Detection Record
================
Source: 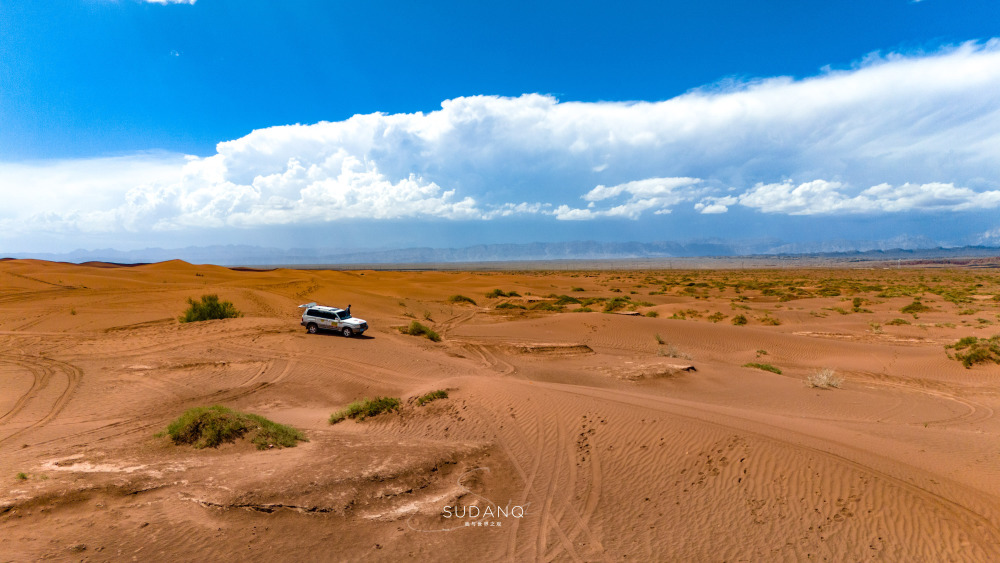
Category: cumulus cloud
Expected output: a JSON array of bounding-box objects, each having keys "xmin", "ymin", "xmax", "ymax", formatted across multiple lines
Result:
[
  {"xmin": 3, "ymin": 40, "xmax": 1000, "ymax": 240},
  {"xmin": 726, "ymin": 180, "xmax": 1000, "ymax": 215},
  {"xmin": 555, "ymin": 177, "xmax": 704, "ymax": 220}
]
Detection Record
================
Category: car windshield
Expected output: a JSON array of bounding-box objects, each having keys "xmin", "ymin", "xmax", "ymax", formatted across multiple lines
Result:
[{"xmin": 337, "ymin": 311, "xmax": 351, "ymax": 320}]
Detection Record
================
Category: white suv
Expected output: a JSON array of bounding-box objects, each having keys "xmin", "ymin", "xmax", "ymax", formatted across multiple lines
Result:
[{"xmin": 299, "ymin": 303, "xmax": 369, "ymax": 337}]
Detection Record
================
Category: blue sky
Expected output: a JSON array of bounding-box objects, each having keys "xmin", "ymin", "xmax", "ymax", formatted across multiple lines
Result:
[{"xmin": 2, "ymin": 0, "xmax": 1000, "ymax": 254}]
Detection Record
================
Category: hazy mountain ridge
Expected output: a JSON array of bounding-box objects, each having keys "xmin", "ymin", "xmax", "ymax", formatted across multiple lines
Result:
[{"xmin": 6, "ymin": 237, "xmax": 1000, "ymax": 266}]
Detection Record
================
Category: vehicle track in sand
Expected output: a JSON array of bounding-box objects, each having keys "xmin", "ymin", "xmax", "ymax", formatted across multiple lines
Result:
[{"xmin": 0, "ymin": 355, "xmax": 82, "ymax": 447}]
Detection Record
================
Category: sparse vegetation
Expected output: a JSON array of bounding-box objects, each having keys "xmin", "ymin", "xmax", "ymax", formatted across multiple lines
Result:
[
  {"xmin": 164, "ymin": 405, "xmax": 306, "ymax": 450},
  {"xmin": 645, "ymin": 311, "xmax": 659, "ymax": 318},
  {"xmin": 495, "ymin": 302, "xmax": 525, "ymax": 310},
  {"xmin": 16, "ymin": 472, "xmax": 28, "ymax": 480},
  {"xmin": 806, "ymin": 368, "xmax": 843, "ymax": 389},
  {"xmin": 945, "ymin": 335, "xmax": 1000, "ymax": 368},
  {"xmin": 603, "ymin": 297, "xmax": 632, "ymax": 312},
  {"xmin": 655, "ymin": 333, "xmax": 666, "ymax": 345},
  {"xmin": 707, "ymin": 312, "xmax": 727, "ymax": 323},
  {"xmin": 742, "ymin": 362, "xmax": 782, "ymax": 374},
  {"xmin": 416, "ymin": 390, "xmax": 448, "ymax": 406},
  {"xmin": 886, "ymin": 318, "xmax": 911, "ymax": 326},
  {"xmin": 901, "ymin": 299, "xmax": 931, "ymax": 315},
  {"xmin": 760, "ymin": 315, "xmax": 782, "ymax": 326},
  {"xmin": 485, "ymin": 289, "xmax": 520, "ymax": 298},
  {"xmin": 448, "ymin": 294, "xmax": 477, "ymax": 305},
  {"xmin": 732, "ymin": 314, "xmax": 748, "ymax": 326},
  {"xmin": 658, "ymin": 344, "xmax": 692, "ymax": 360},
  {"xmin": 400, "ymin": 321, "xmax": 441, "ymax": 342},
  {"xmin": 70, "ymin": 308, "xmax": 76, "ymax": 315},
  {"xmin": 179, "ymin": 294, "xmax": 241, "ymax": 323},
  {"xmin": 329, "ymin": 397, "xmax": 401, "ymax": 424}
]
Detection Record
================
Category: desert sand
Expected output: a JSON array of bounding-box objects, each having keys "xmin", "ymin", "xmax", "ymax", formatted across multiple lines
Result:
[{"xmin": 2, "ymin": 258, "xmax": 999, "ymax": 561}]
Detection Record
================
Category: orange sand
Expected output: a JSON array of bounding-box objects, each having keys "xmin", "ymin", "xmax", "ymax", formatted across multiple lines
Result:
[{"xmin": 2, "ymin": 259, "xmax": 999, "ymax": 561}]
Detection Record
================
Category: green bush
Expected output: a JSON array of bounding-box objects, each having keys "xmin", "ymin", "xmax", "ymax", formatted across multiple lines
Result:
[
  {"xmin": 416, "ymin": 390, "xmax": 448, "ymax": 406},
  {"xmin": 603, "ymin": 297, "xmax": 632, "ymax": 312},
  {"xmin": 530, "ymin": 301, "xmax": 564, "ymax": 311},
  {"xmin": 486, "ymin": 289, "xmax": 520, "ymax": 298},
  {"xmin": 165, "ymin": 405, "xmax": 306, "ymax": 450},
  {"xmin": 400, "ymin": 321, "xmax": 441, "ymax": 342},
  {"xmin": 946, "ymin": 335, "xmax": 1000, "ymax": 368},
  {"xmin": 901, "ymin": 299, "xmax": 931, "ymax": 315},
  {"xmin": 179, "ymin": 294, "xmax": 241, "ymax": 323},
  {"xmin": 329, "ymin": 397, "xmax": 401, "ymax": 424},
  {"xmin": 448, "ymin": 295, "xmax": 477, "ymax": 305},
  {"xmin": 707, "ymin": 312, "xmax": 727, "ymax": 323},
  {"xmin": 886, "ymin": 318, "xmax": 911, "ymax": 326},
  {"xmin": 742, "ymin": 362, "xmax": 782, "ymax": 374},
  {"xmin": 495, "ymin": 302, "xmax": 525, "ymax": 310},
  {"xmin": 644, "ymin": 311, "xmax": 659, "ymax": 318},
  {"xmin": 732, "ymin": 314, "xmax": 748, "ymax": 326},
  {"xmin": 550, "ymin": 294, "xmax": 581, "ymax": 306}
]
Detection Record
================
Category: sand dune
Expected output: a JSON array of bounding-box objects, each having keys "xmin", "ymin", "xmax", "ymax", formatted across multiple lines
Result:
[{"xmin": 2, "ymin": 259, "xmax": 999, "ymax": 561}]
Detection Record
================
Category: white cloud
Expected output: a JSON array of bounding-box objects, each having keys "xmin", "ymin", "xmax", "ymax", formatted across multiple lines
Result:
[
  {"xmin": 143, "ymin": 0, "xmax": 196, "ymax": 5},
  {"xmin": 734, "ymin": 180, "xmax": 1000, "ymax": 215},
  {"xmin": 555, "ymin": 177, "xmax": 704, "ymax": 220},
  {"xmin": 3, "ymin": 40, "xmax": 1000, "ymax": 241}
]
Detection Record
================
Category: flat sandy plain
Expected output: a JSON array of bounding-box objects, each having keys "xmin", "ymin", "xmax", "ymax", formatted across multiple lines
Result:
[{"xmin": 2, "ymin": 258, "xmax": 1000, "ymax": 561}]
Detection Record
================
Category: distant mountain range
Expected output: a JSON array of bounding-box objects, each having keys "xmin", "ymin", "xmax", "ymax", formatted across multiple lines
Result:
[{"xmin": 6, "ymin": 236, "xmax": 1000, "ymax": 266}]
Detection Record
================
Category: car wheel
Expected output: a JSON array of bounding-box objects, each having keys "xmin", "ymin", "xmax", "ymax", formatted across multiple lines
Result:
[
  {"xmin": 342, "ymin": 327, "xmax": 353, "ymax": 337},
  {"xmin": 307, "ymin": 323, "xmax": 318, "ymax": 334}
]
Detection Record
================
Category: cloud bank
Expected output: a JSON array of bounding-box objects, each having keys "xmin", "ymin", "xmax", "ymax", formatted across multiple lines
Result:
[{"xmin": 2, "ymin": 40, "xmax": 999, "ymax": 243}]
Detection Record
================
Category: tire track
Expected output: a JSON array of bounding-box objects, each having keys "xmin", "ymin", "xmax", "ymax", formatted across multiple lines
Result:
[{"xmin": 0, "ymin": 356, "xmax": 82, "ymax": 447}]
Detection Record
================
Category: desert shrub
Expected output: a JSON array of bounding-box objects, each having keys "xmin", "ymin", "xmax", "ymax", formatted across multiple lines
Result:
[
  {"xmin": 401, "ymin": 321, "xmax": 438, "ymax": 339},
  {"xmin": 448, "ymin": 294, "xmax": 477, "ymax": 305},
  {"xmin": 707, "ymin": 312, "xmax": 726, "ymax": 323},
  {"xmin": 731, "ymin": 314, "xmax": 748, "ymax": 326},
  {"xmin": 329, "ymin": 397, "xmax": 401, "ymax": 424},
  {"xmin": 530, "ymin": 301, "xmax": 564, "ymax": 312},
  {"xmin": 945, "ymin": 335, "xmax": 1000, "ymax": 368},
  {"xmin": 851, "ymin": 297, "xmax": 872, "ymax": 313},
  {"xmin": 901, "ymin": 299, "xmax": 931, "ymax": 315},
  {"xmin": 416, "ymin": 390, "xmax": 448, "ymax": 406},
  {"xmin": 571, "ymin": 287, "xmax": 585, "ymax": 292},
  {"xmin": 645, "ymin": 311, "xmax": 659, "ymax": 318},
  {"xmin": 760, "ymin": 316, "xmax": 782, "ymax": 326},
  {"xmin": 658, "ymin": 344, "xmax": 692, "ymax": 360},
  {"xmin": 817, "ymin": 287, "xmax": 841, "ymax": 297},
  {"xmin": 958, "ymin": 309, "xmax": 977, "ymax": 316},
  {"xmin": 806, "ymin": 368, "xmax": 843, "ymax": 389},
  {"xmin": 886, "ymin": 318, "xmax": 911, "ymax": 326},
  {"xmin": 550, "ymin": 294, "xmax": 582, "ymax": 305},
  {"xmin": 742, "ymin": 362, "xmax": 782, "ymax": 374},
  {"xmin": 179, "ymin": 294, "xmax": 241, "ymax": 323},
  {"xmin": 70, "ymin": 308, "xmax": 77, "ymax": 315},
  {"xmin": 654, "ymin": 333, "xmax": 666, "ymax": 345},
  {"xmin": 495, "ymin": 302, "xmax": 525, "ymax": 310},
  {"xmin": 603, "ymin": 297, "xmax": 632, "ymax": 312},
  {"xmin": 165, "ymin": 405, "xmax": 306, "ymax": 450},
  {"xmin": 485, "ymin": 289, "xmax": 520, "ymax": 298},
  {"xmin": 571, "ymin": 307, "xmax": 594, "ymax": 313},
  {"xmin": 16, "ymin": 472, "xmax": 27, "ymax": 480},
  {"xmin": 400, "ymin": 321, "xmax": 441, "ymax": 341}
]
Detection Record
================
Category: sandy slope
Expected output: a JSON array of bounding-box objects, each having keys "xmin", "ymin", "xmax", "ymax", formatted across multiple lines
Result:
[{"xmin": 1, "ymin": 259, "xmax": 1000, "ymax": 561}]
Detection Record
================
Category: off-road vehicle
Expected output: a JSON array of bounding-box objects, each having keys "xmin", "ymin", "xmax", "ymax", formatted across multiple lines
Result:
[{"xmin": 299, "ymin": 303, "xmax": 369, "ymax": 337}]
